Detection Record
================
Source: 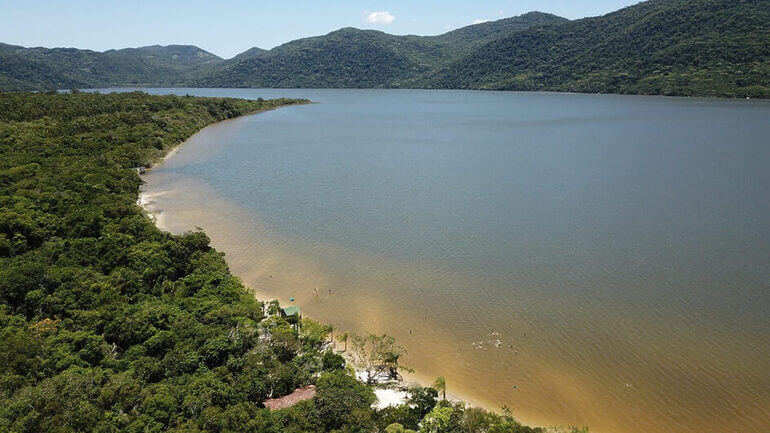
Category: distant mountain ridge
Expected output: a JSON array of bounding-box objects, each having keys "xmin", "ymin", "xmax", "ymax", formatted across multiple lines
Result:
[
  {"xmin": 105, "ymin": 45, "xmax": 222, "ymax": 69},
  {"xmin": 0, "ymin": 43, "xmax": 222, "ymax": 90},
  {"xmin": 189, "ymin": 11, "xmax": 567, "ymax": 88},
  {"xmin": 430, "ymin": 0, "xmax": 770, "ymax": 97},
  {"xmin": 0, "ymin": 0, "xmax": 767, "ymax": 97}
]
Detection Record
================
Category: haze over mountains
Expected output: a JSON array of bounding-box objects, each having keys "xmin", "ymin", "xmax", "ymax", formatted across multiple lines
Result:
[{"xmin": 1, "ymin": 0, "xmax": 767, "ymax": 97}]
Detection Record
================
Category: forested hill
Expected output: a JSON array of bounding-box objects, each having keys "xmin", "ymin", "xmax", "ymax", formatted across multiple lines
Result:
[
  {"xmin": 194, "ymin": 11, "xmax": 567, "ymax": 88},
  {"xmin": 0, "ymin": 0, "xmax": 768, "ymax": 97},
  {"xmin": 0, "ymin": 91, "xmax": 554, "ymax": 433},
  {"xmin": 424, "ymin": 12, "xmax": 568, "ymax": 49},
  {"xmin": 429, "ymin": 0, "xmax": 770, "ymax": 97},
  {"xmin": 0, "ymin": 44, "xmax": 222, "ymax": 91},
  {"xmin": 0, "ymin": 12, "xmax": 568, "ymax": 91}
]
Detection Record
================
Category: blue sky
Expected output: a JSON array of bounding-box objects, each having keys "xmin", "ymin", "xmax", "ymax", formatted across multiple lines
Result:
[{"xmin": 0, "ymin": 1, "xmax": 640, "ymax": 58}]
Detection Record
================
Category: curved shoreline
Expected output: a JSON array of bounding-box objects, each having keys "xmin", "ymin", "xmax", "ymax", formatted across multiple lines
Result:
[
  {"xmin": 136, "ymin": 106, "xmax": 497, "ymax": 417},
  {"xmin": 137, "ymin": 181, "xmax": 507, "ymax": 420},
  {"xmin": 136, "ymin": 100, "xmax": 313, "ymax": 227},
  {"xmin": 134, "ymin": 90, "xmax": 770, "ymax": 433}
]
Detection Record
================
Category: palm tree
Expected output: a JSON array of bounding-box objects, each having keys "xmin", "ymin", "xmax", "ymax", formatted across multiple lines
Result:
[
  {"xmin": 434, "ymin": 376, "xmax": 446, "ymax": 400},
  {"xmin": 337, "ymin": 331, "xmax": 349, "ymax": 352},
  {"xmin": 327, "ymin": 324, "xmax": 335, "ymax": 348}
]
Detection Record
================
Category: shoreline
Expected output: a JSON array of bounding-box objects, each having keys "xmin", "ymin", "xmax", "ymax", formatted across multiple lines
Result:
[
  {"xmin": 138, "ymin": 185, "xmax": 491, "ymax": 414},
  {"xmin": 88, "ymin": 86, "xmax": 770, "ymax": 101},
  {"xmin": 135, "ymin": 106, "xmax": 501, "ymax": 420},
  {"xmin": 136, "ymin": 195, "xmax": 495, "ymax": 418},
  {"xmin": 136, "ymin": 99, "xmax": 313, "ymax": 227}
]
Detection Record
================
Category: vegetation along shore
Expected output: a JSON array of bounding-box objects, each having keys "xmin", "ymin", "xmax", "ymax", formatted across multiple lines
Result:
[{"xmin": 0, "ymin": 90, "xmax": 588, "ymax": 432}]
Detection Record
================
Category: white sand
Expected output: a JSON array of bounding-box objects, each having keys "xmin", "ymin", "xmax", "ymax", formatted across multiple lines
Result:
[
  {"xmin": 137, "ymin": 189, "xmax": 169, "ymax": 231},
  {"xmin": 373, "ymin": 388, "xmax": 409, "ymax": 409}
]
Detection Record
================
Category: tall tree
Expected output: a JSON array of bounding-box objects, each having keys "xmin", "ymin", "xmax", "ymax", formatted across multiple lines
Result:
[
  {"xmin": 434, "ymin": 376, "xmax": 447, "ymax": 400},
  {"xmin": 337, "ymin": 331, "xmax": 349, "ymax": 352},
  {"xmin": 350, "ymin": 333, "xmax": 411, "ymax": 384}
]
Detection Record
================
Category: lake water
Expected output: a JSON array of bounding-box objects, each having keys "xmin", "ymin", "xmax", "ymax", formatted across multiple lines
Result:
[{"xmin": 117, "ymin": 88, "xmax": 769, "ymax": 433}]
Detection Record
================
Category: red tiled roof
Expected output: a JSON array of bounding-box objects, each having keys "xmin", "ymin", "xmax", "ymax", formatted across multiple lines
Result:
[{"xmin": 263, "ymin": 385, "xmax": 316, "ymax": 410}]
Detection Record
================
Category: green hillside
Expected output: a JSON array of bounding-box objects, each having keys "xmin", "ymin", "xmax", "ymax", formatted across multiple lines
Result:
[
  {"xmin": 192, "ymin": 12, "xmax": 565, "ymax": 88},
  {"xmin": 106, "ymin": 45, "xmax": 222, "ymax": 70},
  {"xmin": 0, "ymin": 44, "xmax": 222, "ymax": 91},
  {"xmin": 194, "ymin": 28, "xmax": 447, "ymax": 88},
  {"xmin": 425, "ymin": 12, "xmax": 568, "ymax": 51},
  {"xmin": 231, "ymin": 46, "xmax": 268, "ymax": 61},
  {"xmin": 431, "ymin": 0, "xmax": 770, "ymax": 97}
]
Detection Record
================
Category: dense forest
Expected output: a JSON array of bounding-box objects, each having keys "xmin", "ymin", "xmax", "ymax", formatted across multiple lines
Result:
[
  {"xmin": 192, "ymin": 12, "xmax": 567, "ymax": 89},
  {"xmin": 0, "ymin": 91, "xmax": 564, "ymax": 433},
  {"xmin": 1, "ymin": 0, "xmax": 767, "ymax": 97},
  {"xmin": 430, "ymin": 0, "xmax": 770, "ymax": 97},
  {"xmin": 0, "ymin": 44, "xmax": 221, "ymax": 91}
]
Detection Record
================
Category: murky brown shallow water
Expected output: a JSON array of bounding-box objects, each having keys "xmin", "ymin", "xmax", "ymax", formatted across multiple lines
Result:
[{"xmin": 131, "ymin": 88, "xmax": 770, "ymax": 433}]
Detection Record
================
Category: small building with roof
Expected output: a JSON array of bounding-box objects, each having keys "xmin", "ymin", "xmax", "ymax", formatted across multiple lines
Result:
[
  {"xmin": 281, "ymin": 305, "xmax": 301, "ymax": 325},
  {"xmin": 281, "ymin": 305, "xmax": 301, "ymax": 318}
]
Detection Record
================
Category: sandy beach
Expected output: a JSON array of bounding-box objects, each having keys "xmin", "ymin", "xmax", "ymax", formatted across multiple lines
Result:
[{"xmin": 137, "ymin": 180, "xmax": 482, "ymax": 410}]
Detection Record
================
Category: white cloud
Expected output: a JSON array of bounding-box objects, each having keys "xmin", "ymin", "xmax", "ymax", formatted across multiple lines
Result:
[
  {"xmin": 366, "ymin": 11, "xmax": 395, "ymax": 24},
  {"xmin": 472, "ymin": 19, "xmax": 490, "ymax": 25}
]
